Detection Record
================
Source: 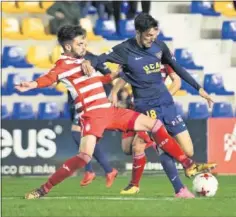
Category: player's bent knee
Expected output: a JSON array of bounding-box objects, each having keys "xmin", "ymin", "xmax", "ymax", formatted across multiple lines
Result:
[{"xmin": 134, "ymin": 114, "xmax": 156, "ymax": 131}]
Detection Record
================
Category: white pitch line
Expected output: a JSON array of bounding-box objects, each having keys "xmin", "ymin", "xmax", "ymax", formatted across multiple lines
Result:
[{"xmin": 2, "ymin": 196, "xmax": 212, "ymax": 201}]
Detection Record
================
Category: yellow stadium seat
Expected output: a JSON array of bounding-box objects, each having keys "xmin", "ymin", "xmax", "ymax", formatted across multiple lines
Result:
[
  {"xmin": 2, "ymin": 18, "xmax": 27, "ymax": 39},
  {"xmin": 55, "ymin": 82, "xmax": 67, "ymax": 93},
  {"xmin": 80, "ymin": 18, "xmax": 103, "ymax": 41},
  {"xmin": 2, "ymin": 1, "xmax": 20, "ymax": 13},
  {"xmin": 41, "ymin": 1, "xmax": 55, "ymax": 11},
  {"xmin": 22, "ymin": 18, "xmax": 56, "ymax": 40},
  {"xmin": 26, "ymin": 46, "xmax": 53, "ymax": 68},
  {"xmin": 214, "ymin": 1, "xmax": 236, "ymax": 17},
  {"xmin": 51, "ymin": 45, "xmax": 63, "ymax": 64},
  {"xmin": 106, "ymin": 62, "xmax": 119, "ymax": 72},
  {"xmin": 18, "ymin": 1, "xmax": 44, "ymax": 13},
  {"xmin": 174, "ymin": 90, "xmax": 188, "ymax": 96}
]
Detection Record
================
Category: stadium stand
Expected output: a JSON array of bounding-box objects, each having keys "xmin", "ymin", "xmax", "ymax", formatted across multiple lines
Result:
[
  {"xmin": 12, "ymin": 102, "xmax": 35, "ymax": 120},
  {"xmin": 2, "ymin": 1, "xmax": 236, "ymax": 120}
]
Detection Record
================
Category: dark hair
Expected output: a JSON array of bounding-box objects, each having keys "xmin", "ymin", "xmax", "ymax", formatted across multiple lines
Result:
[
  {"xmin": 57, "ymin": 25, "xmax": 86, "ymax": 47},
  {"xmin": 134, "ymin": 13, "xmax": 158, "ymax": 33}
]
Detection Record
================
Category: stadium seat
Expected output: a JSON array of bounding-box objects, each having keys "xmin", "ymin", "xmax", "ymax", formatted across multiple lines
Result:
[
  {"xmin": 188, "ymin": 102, "xmax": 209, "ymax": 119},
  {"xmin": 18, "ymin": 1, "xmax": 44, "ymax": 13},
  {"xmin": 1, "ymin": 104, "xmax": 11, "ymax": 120},
  {"xmin": 33, "ymin": 74, "xmax": 63, "ymax": 95},
  {"xmin": 191, "ymin": 1, "xmax": 220, "ymax": 16},
  {"xmin": 212, "ymin": 102, "xmax": 234, "ymax": 117},
  {"xmin": 12, "ymin": 102, "xmax": 35, "ymax": 119},
  {"xmin": 214, "ymin": 1, "xmax": 236, "ymax": 17},
  {"xmin": 2, "ymin": 1, "xmax": 20, "ymax": 13},
  {"xmin": 174, "ymin": 49, "xmax": 204, "ymax": 70},
  {"xmin": 38, "ymin": 102, "xmax": 60, "ymax": 119},
  {"xmin": 222, "ymin": 21, "xmax": 236, "ymax": 41},
  {"xmin": 41, "ymin": 1, "xmax": 54, "ymax": 11},
  {"xmin": 204, "ymin": 74, "xmax": 234, "ymax": 95},
  {"xmin": 119, "ymin": 20, "xmax": 135, "ymax": 38},
  {"xmin": 157, "ymin": 31, "xmax": 173, "ymax": 41},
  {"xmin": 51, "ymin": 45, "xmax": 63, "ymax": 64},
  {"xmin": 2, "ymin": 46, "xmax": 33, "ymax": 68},
  {"xmin": 80, "ymin": 18, "xmax": 103, "ymax": 41},
  {"xmin": 26, "ymin": 46, "xmax": 53, "ymax": 68},
  {"xmin": 94, "ymin": 19, "xmax": 126, "ymax": 40},
  {"xmin": 62, "ymin": 103, "xmax": 71, "ymax": 119},
  {"xmin": 22, "ymin": 18, "xmax": 55, "ymax": 40},
  {"xmin": 2, "ymin": 18, "xmax": 27, "ymax": 39}
]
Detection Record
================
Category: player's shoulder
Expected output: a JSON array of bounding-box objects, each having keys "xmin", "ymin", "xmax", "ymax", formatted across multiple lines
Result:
[{"xmin": 154, "ymin": 39, "xmax": 168, "ymax": 49}]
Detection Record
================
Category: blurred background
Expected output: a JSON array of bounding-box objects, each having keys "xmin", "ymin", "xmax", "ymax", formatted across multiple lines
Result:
[{"xmin": 1, "ymin": 0, "xmax": 236, "ymax": 176}]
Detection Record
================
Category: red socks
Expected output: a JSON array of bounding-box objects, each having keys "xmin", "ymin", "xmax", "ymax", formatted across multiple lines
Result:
[
  {"xmin": 130, "ymin": 153, "xmax": 146, "ymax": 187},
  {"xmin": 151, "ymin": 120, "xmax": 193, "ymax": 168},
  {"xmin": 43, "ymin": 153, "xmax": 91, "ymax": 193}
]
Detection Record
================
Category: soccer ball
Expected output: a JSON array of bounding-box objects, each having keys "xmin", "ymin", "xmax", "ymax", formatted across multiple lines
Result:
[{"xmin": 192, "ymin": 173, "xmax": 218, "ymax": 197}]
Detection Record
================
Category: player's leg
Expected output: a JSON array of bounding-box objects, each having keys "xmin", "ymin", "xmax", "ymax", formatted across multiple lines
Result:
[
  {"xmin": 71, "ymin": 124, "xmax": 114, "ymax": 187},
  {"xmin": 175, "ymin": 130, "xmax": 194, "ymax": 157},
  {"xmin": 121, "ymin": 131, "xmax": 135, "ymax": 155},
  {"xmin": 25, "ymin": 135, "xmax": 96, "ymax": 199},
  {"xmin": 133, "ymin": 114, "xmax": 216, "ymax": 177}
]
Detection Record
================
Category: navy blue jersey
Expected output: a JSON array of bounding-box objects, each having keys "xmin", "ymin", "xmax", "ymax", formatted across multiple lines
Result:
[
  {"xmin": 68, "ymin": 51, "xmax": 111, "ymax": 124},
  {"xmin": 94, "ymin": 38, "xmax": 201, "ymax": 108}
]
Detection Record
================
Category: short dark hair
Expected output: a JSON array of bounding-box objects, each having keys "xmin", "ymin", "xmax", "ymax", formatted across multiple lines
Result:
[
  {"xmin": 57, "ymin": 25, "xmax": 86, "ymax": 47},
  {"xmin": 134, "ymin": 13, "xmax": 158, "ymax": 33}
]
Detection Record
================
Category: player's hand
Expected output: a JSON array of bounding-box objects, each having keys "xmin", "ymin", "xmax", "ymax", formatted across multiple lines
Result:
[
  {"xmin": 81, "ymin": 60, "xmax": 94, "ymax": 77},
  {"xmin": 199, "ymin": 88, "xmax": 214, "ymax": 108},
  {"xmin": 109, "ymin": 92, "xmax": 118, "ymax": 107},
  {"xmin": 15, "ymin": 81, "xmax": 38, "ymax": 92}
]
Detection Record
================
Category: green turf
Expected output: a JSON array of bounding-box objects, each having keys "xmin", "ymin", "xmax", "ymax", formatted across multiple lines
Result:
[{"xmin": 2, "ymin": 175, "xmax": 236, "ymax": 217}]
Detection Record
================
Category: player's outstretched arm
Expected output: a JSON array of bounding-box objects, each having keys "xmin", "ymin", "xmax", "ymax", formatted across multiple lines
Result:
[
  {"xmin": 199, "ymin": 88, "xmax": 214, "ymax": 108},
  {"xmin": 15, "ymin": 81, "xmax": 38, "ymax": 92}
]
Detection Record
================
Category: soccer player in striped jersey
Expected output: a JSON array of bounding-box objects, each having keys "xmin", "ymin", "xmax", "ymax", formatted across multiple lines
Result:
[{"xmin": 16, "ymin": 25, "xmax": 215, "ymax": 199}]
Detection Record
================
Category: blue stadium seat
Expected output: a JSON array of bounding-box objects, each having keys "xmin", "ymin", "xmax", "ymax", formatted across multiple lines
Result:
[
  {"xmin": 222, "ymin": 21, "xmax": 236, "ymax": 41},
  {"xmin": 121, "ymin": 1, "xmax": 129, "ymax": 14},
  {"xmin": 157, "ymin": 31, "xmax": 173, "ymax": 41},
  {"xmin": 1, "ymin": 104, "xmax": 11, "ymax": 119},
  {"xmin": 38, "ymin": 102, "xmax": 60, "ymax": 119},
  {"xmin": 6, "ymin": 73, "xmax": 37, "ymax": 95},
  {"xmin": 204, "ymin": 74, "xmax": 234, "ymax": 95},
  {"xmin": 1, "ymin": 84, "xmax": 11, "ymax": 96},
  {"xmin": 2, "ymin": 46, "xmax": 33, "ymax": 68},
  {"xmin": 190, "ymin": 1, "xmax": 220, "ymax": 16},
  {"xmin": 188, "ymin": 102, "xmax": 209, "ymax": 119},
  {"xmin": 174, "ymin": 49, "xmax": 204, "ymax": 70},
  {"xmin": 181, "ymin": 71, "xmax": 200, "ymax": 95},
  {"xmin": 94, "ymin": 19, "xmax": 126, "ymax": 40},
  {"xmin": 62, "ymin": 103, "xmax": 71, "ymax": 119},
  {"xmin": 33, "ymin": 73, "xmax": 63, "ymax": 95},
  {"xmin": 212, "ymin": 102, "xmax": 234, "ymax": 117},
  {"xmin": 119, "ymin": 20, "xmax": 135, "ymax": 38},
  {"xmin": 12, "ymin": 102, "xmax": 35, "ymax": 119}
]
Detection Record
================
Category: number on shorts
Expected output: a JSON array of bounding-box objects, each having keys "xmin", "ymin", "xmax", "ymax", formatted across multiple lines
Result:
[{"xmin": 146, "ymin": 110, "xmax": 157, "ymax": 119}]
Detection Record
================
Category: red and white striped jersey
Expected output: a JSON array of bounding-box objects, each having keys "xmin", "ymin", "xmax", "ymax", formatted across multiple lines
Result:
[{"xmin": 36, "ymin": 55, "xmax": 112, "ymax": 116}]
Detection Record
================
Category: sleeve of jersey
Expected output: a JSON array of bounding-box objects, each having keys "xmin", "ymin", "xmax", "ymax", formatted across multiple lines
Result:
[
  {"xmin": 36, "ymin": 68, "xmax": 59, "ymax": 88},
  {"xmin": 100, "ymin": 74, "xmax": 112, "ymax": 84},
  {"xmin": 96, "ymin": 62, "xmax": 111, "ymax": 75},
  {"xmin": 93, "ymin": 44, "xmax": 126, "ymax": 67},
  {"xmin": 161, "ymin": 42, "xmax": 201, "ymax": 91}
]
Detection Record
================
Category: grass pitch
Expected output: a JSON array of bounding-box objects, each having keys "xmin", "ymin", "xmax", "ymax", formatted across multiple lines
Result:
[{"xmin": 2, "ymin": 175, "xmax": 236, "ymax": 217}]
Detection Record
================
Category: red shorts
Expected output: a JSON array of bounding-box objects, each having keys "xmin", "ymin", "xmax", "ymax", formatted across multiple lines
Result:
[{"xmin": 80, "ymin": 106, "xmax": 140, "ymax": 138}]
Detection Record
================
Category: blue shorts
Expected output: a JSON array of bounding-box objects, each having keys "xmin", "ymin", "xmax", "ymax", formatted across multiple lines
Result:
[{"xmin": 136, "ymin": 103, "xmax": 187, "ymax": 137}]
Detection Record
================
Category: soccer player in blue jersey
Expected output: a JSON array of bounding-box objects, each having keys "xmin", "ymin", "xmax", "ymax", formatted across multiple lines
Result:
[
  {"xmin": 82, "ymin": 13, "xmax": 216, "ymax": 198},
  {"xmin": 68, "ymin": 51, "xmax": 118, "ymax": 187}
]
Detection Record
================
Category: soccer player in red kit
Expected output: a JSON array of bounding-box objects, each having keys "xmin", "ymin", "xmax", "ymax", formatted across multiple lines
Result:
[{"xmin": 15, "ymin": 25, "xmax": 215, "ymax": 199}]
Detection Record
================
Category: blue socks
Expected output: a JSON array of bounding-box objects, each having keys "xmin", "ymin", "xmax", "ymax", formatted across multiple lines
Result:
[
  {"xmin": 159, "ymin": 152, "xmax": 184, "ymax": 194},
  {"xmin": 71, "ymin": 131, "xmax": 112, "ymax": 174}
]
